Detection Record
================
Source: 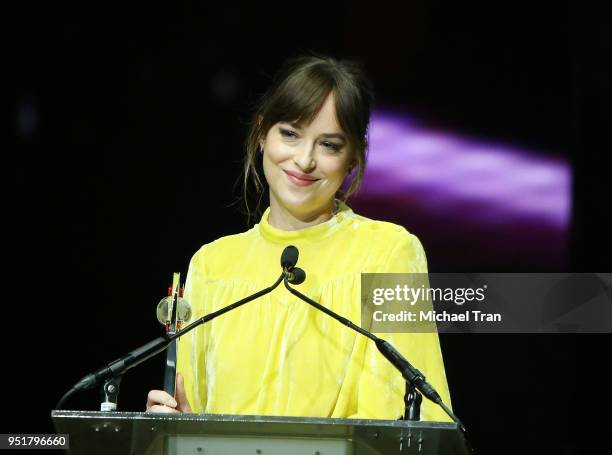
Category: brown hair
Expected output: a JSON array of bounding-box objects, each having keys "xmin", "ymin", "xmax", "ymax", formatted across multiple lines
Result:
[{"xmin": 242, "ymin": 54, "xmax": 374, "ymax": 226}]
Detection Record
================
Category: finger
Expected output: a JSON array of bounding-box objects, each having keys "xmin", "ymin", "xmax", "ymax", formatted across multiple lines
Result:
[
  {"xmin": 146, "ymin": 390, "xmax": 177, "ymax": 410},
  {"xmin": 146, "ymin": 390, "xmax": 177, "ymax": 408},
  {"xmin": 175, "ymin": 373, "xmax": 192, "ymax": 413},
  {"xmin": 147, "ymin": 404, "xmax": 180, "ymax": 414}
]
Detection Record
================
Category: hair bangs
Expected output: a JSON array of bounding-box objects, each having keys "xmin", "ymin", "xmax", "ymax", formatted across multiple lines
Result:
[{"xmin": 268, "ymin": 71, "xmax": 334, "ymax": 128}]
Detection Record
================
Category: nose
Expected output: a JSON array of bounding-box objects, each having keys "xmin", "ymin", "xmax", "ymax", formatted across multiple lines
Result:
[{"xmin": 293, "ymin": 143, "xmax": 316, "ymax": 172}]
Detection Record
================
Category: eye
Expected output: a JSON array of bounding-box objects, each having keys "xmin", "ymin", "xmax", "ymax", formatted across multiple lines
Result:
[
  {"xmin": 280, "ymin": 128, "xmax": 298, "ymax": 139},
  {"xmin": 321, "ymin": 141, "xmax": 341, "ymax": 151}
]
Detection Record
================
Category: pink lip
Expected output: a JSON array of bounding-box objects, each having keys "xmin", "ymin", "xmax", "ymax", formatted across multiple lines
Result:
[{"xmin": 283, "ymin": 170, "xmax": 319, "ymax": 187}]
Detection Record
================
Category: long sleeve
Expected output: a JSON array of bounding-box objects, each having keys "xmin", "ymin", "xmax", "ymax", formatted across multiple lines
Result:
[{"xmin": 348, "ymin": 229, "xmax": 453, "ymax": 421}]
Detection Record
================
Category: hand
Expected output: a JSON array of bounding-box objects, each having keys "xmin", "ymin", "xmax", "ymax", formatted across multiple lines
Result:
[{"xmin": 145, "ymin": 373, "xmax": 192, "ymax": 413}]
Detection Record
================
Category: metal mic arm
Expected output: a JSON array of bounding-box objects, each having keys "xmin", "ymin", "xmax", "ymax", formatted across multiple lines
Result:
[
  {"xmin": 282, "ymin": 278, "xmax": 466, "ymax": 434},
  {"xmin": 56, "ymin": 272, "xmax": 286, "ymax": 410}
]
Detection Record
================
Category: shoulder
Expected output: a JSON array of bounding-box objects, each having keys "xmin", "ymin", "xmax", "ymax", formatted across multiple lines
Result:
[
  {"xmin": 187, "ymin": 227, "xmax": 258, "ymax": 271},
  {"xmin": 345, "ymin": 211, "xmax": 427, "ymax": 272},
  {"xmin": 349, "ymin": 212, "xmax": 425, "ymax": 251}
]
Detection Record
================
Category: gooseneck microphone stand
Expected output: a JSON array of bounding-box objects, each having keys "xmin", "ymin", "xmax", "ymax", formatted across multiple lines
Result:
[
  {"xmin": 403, "ymin": 381, "xmax": 423, "ymax": 421},
  {"xmin": 280, "ymin": 246, "xmax": 468, "ymax": 441},
  {"xmin": 281, "ymin": 278, "xmax": 464, "ymax": 429}
]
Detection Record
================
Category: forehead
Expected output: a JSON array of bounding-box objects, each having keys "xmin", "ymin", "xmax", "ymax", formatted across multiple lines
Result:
[{"xmin": 286, "ymin": 93, "xmax": 344, "ymax": 134}]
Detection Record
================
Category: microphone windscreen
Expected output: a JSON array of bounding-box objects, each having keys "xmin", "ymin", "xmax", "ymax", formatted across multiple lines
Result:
[
  {"xmin": 281, "ymin": 245, "xmax": 299, "ymax": 269},
  {"xmin": 289, "ymin": 267, "xmax": 306, "ymax": 285}
]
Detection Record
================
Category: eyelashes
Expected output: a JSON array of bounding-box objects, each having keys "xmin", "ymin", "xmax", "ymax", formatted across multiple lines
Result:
[
  {"xmin": 322, "ymin": 141, "xmax": 341, "ymax": 151},
  {"xmin": 280, "ymin": 128, "xmax": 297, "ymax": 139},
  {"xmin": 279, "ymin": 128, "xmax": 342, "ymax": 152}
]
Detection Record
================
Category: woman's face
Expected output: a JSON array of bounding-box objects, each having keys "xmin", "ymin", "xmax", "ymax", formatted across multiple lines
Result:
[{"xmin": 261, "ymin": 93, "xmax": 353, "ymax": 219}]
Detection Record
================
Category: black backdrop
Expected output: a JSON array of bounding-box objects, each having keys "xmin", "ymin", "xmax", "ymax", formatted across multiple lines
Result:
[{"xmin": 6, "ymin": 1, "xmax": 612, "ymax": 453}]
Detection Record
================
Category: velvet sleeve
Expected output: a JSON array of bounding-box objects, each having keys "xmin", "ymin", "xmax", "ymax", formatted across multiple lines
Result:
[{"xmin": 348, "ymin": 230, "xmax": 453, "ymax": 421}]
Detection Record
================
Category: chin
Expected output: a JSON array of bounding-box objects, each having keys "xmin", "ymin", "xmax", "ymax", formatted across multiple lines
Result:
[
  {"xmin": 290, "ymin": 201, "xmax": 337, "ymax": 218},
  {"xmin": 279, "ymin": 196, "xmax": 315, "ymax": 211}
]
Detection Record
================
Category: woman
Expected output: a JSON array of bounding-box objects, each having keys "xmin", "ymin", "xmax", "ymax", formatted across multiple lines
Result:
[{"xmin": 146, "ymin": 54, "xmax": 452, "ymax": 421}]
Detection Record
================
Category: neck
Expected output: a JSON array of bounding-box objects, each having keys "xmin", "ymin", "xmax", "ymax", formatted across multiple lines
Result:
[{"xmin": 267, "ymin": 196, "xmax": 338, "ymax": 231}]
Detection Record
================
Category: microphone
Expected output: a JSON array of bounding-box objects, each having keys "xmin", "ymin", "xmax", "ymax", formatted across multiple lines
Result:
[
  {"xmin": 280, "ymin": 245, "xmax": 467, "ymax": 434},
  {"xmin": 281, "ymin": 245, "xmax": 305, "ymax": 284},
  {"xmin": 281, "ymin": 245, "xmax": 299, "ymax": 270},
  {"xmin": 286, "ymin": 267, "xmax": 306, "ymax": 285}
]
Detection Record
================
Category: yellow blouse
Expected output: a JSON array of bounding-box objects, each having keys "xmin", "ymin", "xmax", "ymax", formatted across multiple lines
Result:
[{"xmin": 176, "ymin": 201, "xmax": 452, "ymax": 421}]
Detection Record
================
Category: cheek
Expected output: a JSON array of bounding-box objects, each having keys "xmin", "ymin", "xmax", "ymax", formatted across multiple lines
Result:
[
  {"xmin": 263, "ymin": 136, "xmax": 292, "ymax": 165},
  {"xmin": 262, "ymin": 153, "xmax": 279, "ymax": 184},
  {"xmin": 320, "ymin": 157, "xmax": 351, "ymax": 180},
  {"xmin": 262, "ymin": 144, "xmax": 288, "ymax": 182}
]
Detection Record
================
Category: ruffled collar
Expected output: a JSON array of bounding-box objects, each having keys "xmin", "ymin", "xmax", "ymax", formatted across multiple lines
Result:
[{"xmin": 257, "ymin": 200, "xmax": 355, "ymax": 243}]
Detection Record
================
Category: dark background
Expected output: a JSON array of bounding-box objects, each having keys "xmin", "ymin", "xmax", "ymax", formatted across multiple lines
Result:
[{"xmin": 6, "ymin": 1, "xmax": 612, "ymax": 453}]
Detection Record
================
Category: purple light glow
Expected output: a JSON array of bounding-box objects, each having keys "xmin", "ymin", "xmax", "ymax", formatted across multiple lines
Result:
[{"xmin": 353, "ymin": 111, "xmax": 572, "ymax": 268}]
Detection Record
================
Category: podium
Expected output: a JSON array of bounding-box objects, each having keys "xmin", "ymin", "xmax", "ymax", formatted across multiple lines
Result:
[{"xmin": 51, "ymin": 410, "xmax": 470, "ymax": 454}]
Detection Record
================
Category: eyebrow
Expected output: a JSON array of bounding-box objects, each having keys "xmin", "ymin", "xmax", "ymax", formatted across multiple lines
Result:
[
  {"xmin": 281, "ymin": 122, "xmax": 346, "ymax": 141},
  {"xmin": 320, "ymin": 133, "xmax": 346, "ymax": 140}
]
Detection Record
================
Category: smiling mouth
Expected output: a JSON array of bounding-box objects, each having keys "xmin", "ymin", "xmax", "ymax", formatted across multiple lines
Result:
[{"xmin": 283, "ymin": 170, "xmax": 320, "ymax": 186}]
